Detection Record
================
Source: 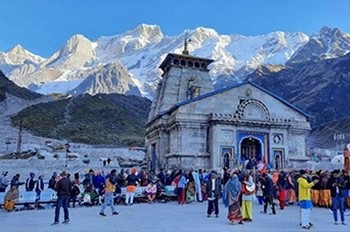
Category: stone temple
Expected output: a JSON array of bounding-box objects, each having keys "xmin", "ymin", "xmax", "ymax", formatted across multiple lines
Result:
[{"xmin": 145, "ymin": 42, "xmax": 310, "ymax": 171}]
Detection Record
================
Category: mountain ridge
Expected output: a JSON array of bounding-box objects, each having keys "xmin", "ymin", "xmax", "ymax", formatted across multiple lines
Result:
[
  {"xmin": 246, "ymin": 52, "xmax": 350, "ymax": 127},
  {"xmin": 1, "ymin": 24, "xmax": 350, "ymax": 98}
]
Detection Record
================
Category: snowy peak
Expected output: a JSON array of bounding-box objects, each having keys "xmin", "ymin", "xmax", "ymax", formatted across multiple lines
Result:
[
  {"xmin": 315, "ymin": 26, "xmax": 346, "ymax": 39},
  {"xmin": 42, "ymin": 34, "xmax": 96, "ymax": 70},
  {"xmin": 128, "ymin": 24, "xmax": 164, "ymax": 41},
  {"xmin": 6, "ymin": 44, "xmax": 26, "ymax": 54},
  {"xmin": 61, "ymin": 34, "xmax": 94, "ymax": 56},
  {"xmin": 2, "ymin": 24, "xmax": 350, "ymax": 98},
  {"xmin": 69, "ymin": 60, "xmax": 141, "ymax": 96},
  {"xmin": 3, "ymin": 44, "xmax": 44, "ymax": 65},
  {"xmin": 288, "ymin": 27, "xmax": 350, "ymax": 65},
  {"xmin": 190, "ymin": 27, "xmax": 219, "ymax": 41},
  {"xmin": 96, "ymin": 24, "xmax": 164, "ymax": 61}
]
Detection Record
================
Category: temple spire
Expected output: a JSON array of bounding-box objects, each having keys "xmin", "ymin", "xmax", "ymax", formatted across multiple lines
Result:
[{"xmin": 182, "ymin": 36, "xmax": 190, "ymax": 55}]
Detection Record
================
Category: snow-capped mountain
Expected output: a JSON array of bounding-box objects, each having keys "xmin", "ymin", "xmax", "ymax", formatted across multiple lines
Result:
[
  {"xmin": 41, "ymin": 34, "xmax": 97, "ymax": 70},
  {"xmin": 2, "ymin": 44, "xmax": 44, "ymax": 65},
  {"xmin": 0, "ymin": 45, "xmax": 44, "ymax": 84},
  {"xmin": 68, "ymin": 61, "xmax": 141, "ymax": 96},
  {"xmin": 1, "ymin": 24, "xmax": 350, "ymax": 98},
  {"xmin": 287, "ymin": 26, "xmax": 350, "ymax": 66}
]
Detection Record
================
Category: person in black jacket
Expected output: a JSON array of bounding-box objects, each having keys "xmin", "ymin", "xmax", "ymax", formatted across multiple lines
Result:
[
  {"xmin": 48, "ymin": 172, "xmax": 57, "ymax": 190},
  {"xmin": 157, "ymin": 169, "xmax": 165, "ymax": 184},
  {"xmin": 164, "ymin": 171, "xmax": 173, "ymax": 186},
  {"xmin": 327, "ymin": 170, "xmax": 346, "ymax": 225},
  {"xmin": 70, "ymin": 182, "xmax": 81, "ymax": 208},
  {"xmin": 52, "ymin": 172, "xmax": 71, "ymax": 226},
  {"xmin": 35, "ymin": 175, "xmax": 45, "ymax": 209},
  {"xmin": 125, "ymin": 168, "xmax": 140, "ymax": 205},
  {"xmin": 24, "ymin": 172, "xmax": 36, "ymax": 209},
  {"xmin": 206, "ymin": 170, "xmax": 222, "ymax": 218},
  {"xmin": 10, "ymin": 174, "xmax": 24, "ymax": 188},
  {"xmin": 261, "ymin": 173, "xmax": 276, "ymax": 215},
  {"xmin": 25, "ymin": 172, "xmax": 36, "ymax": 191}
]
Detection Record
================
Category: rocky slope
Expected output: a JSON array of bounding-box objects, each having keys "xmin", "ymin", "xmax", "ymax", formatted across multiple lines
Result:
[
  {"xmin": 287, "ymin": 26, "xmax": 350, "ymax": 66},
  {"xmin": 68, "ymin": 61, "xmax": 141, "ymax": 96},
  {"xmin": 246, "ymin": 53, "xmax": 350, "ymax": 127},
  {"xmin": 10, "ymin": 93, "xmax": 152, "ymax": 146},
  {"xmin": 307, "ymin": 116, "xmax": 350, "ymax": 149},
  {"xmin": 0, "ymin": 70, "xmax": 42, "ymax": 102}
]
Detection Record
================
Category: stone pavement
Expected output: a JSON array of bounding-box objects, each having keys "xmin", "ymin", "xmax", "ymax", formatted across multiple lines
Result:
[{"xmin": 0, "ymin": 201, "xmax": 348, "ymax": 232}]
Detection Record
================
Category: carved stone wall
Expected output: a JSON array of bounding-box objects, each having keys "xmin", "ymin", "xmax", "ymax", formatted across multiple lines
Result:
[{"xmin": 146, "ymin": 79, "xmax": 310, "ymax": 171}]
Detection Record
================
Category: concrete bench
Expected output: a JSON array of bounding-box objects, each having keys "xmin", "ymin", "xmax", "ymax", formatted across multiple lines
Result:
[
  {"xmin": 18, "ymin": 192, "xmax": 37, "ymax": 204},
  {"xmin": 135, "ymin": 187, "xmax": 145, "ymax": 197},
  {"xmin": 40, "ymin": 190, "xmax": 57, "ymax": 203},
  {"xmin": 165, "ymin": 186, "xmax": 177, "ymax": 196},
  {"xmin": 0, "ymin": 192, "xmax": 5, "ymax": 205},
  {"xmin": 0, "ymin": 185, "xmax": 179, "ymax": 207}
]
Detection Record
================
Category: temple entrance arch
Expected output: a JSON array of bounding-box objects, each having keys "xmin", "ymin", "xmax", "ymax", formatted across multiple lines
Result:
[
  {"xmin": 237, "ymin": 131, "xmax": 269, "ymax": 166},
  {"xmin": 239, "ymin": 137, "xmax": 263, "ymax": 162}
]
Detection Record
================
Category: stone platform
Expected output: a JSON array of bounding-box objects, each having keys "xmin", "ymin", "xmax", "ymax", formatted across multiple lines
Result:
[{"xmin": 0, "ymin": 200, "xmax": 348, "ymax": 232}]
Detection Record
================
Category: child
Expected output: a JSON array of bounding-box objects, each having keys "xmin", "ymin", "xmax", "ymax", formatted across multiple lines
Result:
[{"xmin": 82, "ymin": 185, "xmax": 94, "ymax": 207}]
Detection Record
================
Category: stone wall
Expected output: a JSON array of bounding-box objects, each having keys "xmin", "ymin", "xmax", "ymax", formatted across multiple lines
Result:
[{"xmin": 165, "ymin": 153, "xmax": 210, "ymax": 170}]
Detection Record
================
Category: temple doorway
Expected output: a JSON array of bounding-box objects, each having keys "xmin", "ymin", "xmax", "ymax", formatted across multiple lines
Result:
[
  {"xmin": 273, "ymin": 149, "xmax": 284, "ymax": 170},
  {"xmin": 240, "ymin": 137, "xmax": 262, "ymax": 161}
]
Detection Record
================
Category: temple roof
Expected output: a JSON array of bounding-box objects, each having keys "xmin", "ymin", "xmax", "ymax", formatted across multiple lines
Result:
[
  {"xmin": 146, "ymin": 81, "xmax": 310, "ymax": 127},
  {"xmin": 159, "ymin": 53, "xmax": 214, "ymax": 72}
]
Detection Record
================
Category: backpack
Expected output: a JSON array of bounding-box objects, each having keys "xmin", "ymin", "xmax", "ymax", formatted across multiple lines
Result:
[{"xmin": 242, "ymin": 182, "xmax": 256, "ymax": 195}]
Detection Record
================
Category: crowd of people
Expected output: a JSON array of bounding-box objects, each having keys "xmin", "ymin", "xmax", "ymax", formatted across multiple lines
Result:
[{"xmin": 0, "ymin": 165, "xmax": 349, "ymax": 228}]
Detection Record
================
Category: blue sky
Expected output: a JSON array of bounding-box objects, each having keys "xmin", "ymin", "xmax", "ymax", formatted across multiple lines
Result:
[{"xmin": 0, "ymin": 0, "xmax": 349, "ymax": 57}]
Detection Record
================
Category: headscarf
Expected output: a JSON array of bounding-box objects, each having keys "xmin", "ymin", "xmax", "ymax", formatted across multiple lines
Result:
[
  {"xmin": 223, "ymin": 174, "xmax": 241, "ymax": 207},
  {"xmin": 4, "ymin": 186, "xmax": 19, "ymax": 201},
  {"xmin": 228, "ymin": 174, "xmax": 241, "ymax": 197},
  {"xmin": 131, "ymin": 168, "xmax": 137, "ymax": 175}
]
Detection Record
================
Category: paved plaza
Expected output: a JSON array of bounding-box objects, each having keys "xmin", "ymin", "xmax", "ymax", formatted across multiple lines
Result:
[{"xmin": 0, "ymin": 201, "xmax": 348, "ymax": 232}]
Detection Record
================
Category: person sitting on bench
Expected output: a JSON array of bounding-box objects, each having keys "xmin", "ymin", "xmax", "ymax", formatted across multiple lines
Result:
[
  {"xmin": 146, "ymin": 181, "xmax": 157, "ymax": 203},
  {"xmin": 156, "ymin": 179, "xmax": 167, "ymax": 203},
  {"xmin": 4, "ymin": 185, "xmax": 19, "ymax": 212}
]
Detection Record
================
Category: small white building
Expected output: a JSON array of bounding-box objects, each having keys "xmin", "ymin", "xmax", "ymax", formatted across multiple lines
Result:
[{"xmin": 145, "ymin": 46, "xmax": 310, "ymax": 171}]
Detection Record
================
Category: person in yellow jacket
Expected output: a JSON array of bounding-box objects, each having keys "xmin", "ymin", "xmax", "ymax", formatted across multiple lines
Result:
[
  {"xmin": 99, "ymin": 169, "xmax": 119, "ymax": 216},
  {"xmin": 298, "ymin": 170, "xmax": 319, "ymax": 230}
]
